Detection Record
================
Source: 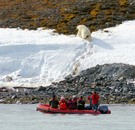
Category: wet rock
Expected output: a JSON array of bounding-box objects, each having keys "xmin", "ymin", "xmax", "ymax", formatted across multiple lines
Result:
[
  {"xmin": 35, "ymin": 86, "xmax": 46, "ymax": 91},
  {"xmin": 11, "ymin": 95, "xmax": 17, "ymax": 99}
]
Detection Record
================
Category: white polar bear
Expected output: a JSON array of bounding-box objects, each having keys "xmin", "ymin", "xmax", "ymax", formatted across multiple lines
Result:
[{"xmin": 76, "ymin": 25, "xmax": 92, "ymax": 42}]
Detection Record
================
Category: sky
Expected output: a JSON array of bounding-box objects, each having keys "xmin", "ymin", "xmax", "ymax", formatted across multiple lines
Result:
[{"xmin": 0, "ymin": 20, "xmax": 135, "ymax": 88}]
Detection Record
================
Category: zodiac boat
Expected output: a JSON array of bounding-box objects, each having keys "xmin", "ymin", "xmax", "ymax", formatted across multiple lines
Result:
[{"xmin": 37, "ymin": 104, "xmax": 111, "ymax": 114}]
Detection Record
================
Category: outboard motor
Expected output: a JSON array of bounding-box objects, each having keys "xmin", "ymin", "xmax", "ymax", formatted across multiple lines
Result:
[{"xmin": 99, "ymin": 105, "xmax": 108, "ymax": 114}]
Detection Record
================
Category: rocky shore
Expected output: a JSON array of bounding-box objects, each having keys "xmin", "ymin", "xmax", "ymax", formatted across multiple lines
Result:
[{"xmin": 1, "ymin": 63, "xmax": 135, "ymax": 104}]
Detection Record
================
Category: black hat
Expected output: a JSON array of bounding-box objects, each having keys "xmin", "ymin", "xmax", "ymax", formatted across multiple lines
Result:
[{"xmin": 53, "ymin": 95, "xmax": 56, "ymax": 98}]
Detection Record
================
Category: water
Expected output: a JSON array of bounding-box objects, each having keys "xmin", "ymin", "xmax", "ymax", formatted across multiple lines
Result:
[{"xmin": 0, "ymin": 104, "xmax": 135, "ymax": 130}]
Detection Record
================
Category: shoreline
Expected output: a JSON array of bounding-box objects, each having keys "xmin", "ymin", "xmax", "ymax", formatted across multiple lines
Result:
[
  {"xmin": 1, "ymin": 85, "xmax": 135, "ymax": 104},
  {"xmin": 1, "ymin": 63, "xmax": 135, "ymax": 104}
]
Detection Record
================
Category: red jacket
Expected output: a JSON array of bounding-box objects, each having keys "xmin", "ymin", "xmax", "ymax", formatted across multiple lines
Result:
[
  {"xmin": 59, "ymin": 99, "xmax": 67, "ymax": 109},
  {"xmin": 92, "ymin": 93, "xmax": 99, "ymax": 105}
]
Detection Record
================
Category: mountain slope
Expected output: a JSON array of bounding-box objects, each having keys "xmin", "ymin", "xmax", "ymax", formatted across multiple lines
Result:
[{"xmin": 0, "ymin": 0, "xmax": 135, "ymax": 34}]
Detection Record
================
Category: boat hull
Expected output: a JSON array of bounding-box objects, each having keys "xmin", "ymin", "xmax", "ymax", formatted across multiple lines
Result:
[{"xmin": 37, "ymin": 104, "xmax": 111, "ymax": 114}]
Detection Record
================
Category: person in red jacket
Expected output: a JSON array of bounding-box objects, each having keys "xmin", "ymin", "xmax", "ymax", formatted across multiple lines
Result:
[
  {"xmin": 59, "ymin": 96, "xmax": 67, "ymax": 110},
  {"xmin": 67, "ymin": 97, "xmax": 74, "ymax": 109},
  {"xmin": 91, "ymin": 91, "xmax": 100, "ymax": 111}
]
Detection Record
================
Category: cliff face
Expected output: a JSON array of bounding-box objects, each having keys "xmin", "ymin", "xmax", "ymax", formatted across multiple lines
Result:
[{"xmin": 0, "ymin": 0, "xmax": 135, "ymax": 34}]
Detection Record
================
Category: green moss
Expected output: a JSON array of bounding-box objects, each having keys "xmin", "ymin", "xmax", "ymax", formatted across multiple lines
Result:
[
  {"xmin": 90, "ymin": 3, "xmax": 101, "ymax": 17},
  {"xmin": 56, "ymin": 22, "xmax": 68, "ymax": 34},
  {"xmin": 63, "ymin": 14, "xmax": 75, "ymax": 20},
  {"xmin": 29, "ymin": 22, "xmax": 37, "ymax": 27},
  {"xmin": 95, "ymin": 3, "xmax": 102, "ymax": 9},
  {"xmin": 90, "ymin": 25, "xmax": 97, "ymax": 31},
  {"xmin": 118, "ymin": 0, "xmax": 128, "ymax": 6},
  {"xmin": 104, "ymin": 10, "xmax": 112, "ymax": 15},
  {"xmin": 105, "ymin": 16, "xmax": 112, "ymax": 22},
  {"xmin": 40, "ymin": 20, "xmax": 47, "ymax": 27},
  {"xmin": 90, "ymin": 10, "xmax": 98, "ymax": 17}
]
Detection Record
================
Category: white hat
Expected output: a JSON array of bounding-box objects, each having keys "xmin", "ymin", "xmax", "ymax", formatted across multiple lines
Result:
[
  {"xmin": 72, "ymin": 95, "xmax": 76, "ymax": 98},
  {"xmin": 61, "ymin": 96, "xmax": 65, "ymax": 100}
]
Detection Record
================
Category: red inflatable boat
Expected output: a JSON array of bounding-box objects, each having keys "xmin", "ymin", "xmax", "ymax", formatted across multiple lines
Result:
[{"xmin": 37, "ymin": 104, "xmax": 111, "ymax": 114}]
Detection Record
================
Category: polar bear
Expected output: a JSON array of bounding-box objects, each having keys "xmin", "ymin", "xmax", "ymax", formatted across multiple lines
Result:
[
  {"xmin": 72, "ymin": 62, "xmax": 80, "ymax": 75},
  {"xmin": 76, "ymin": 25, "xmax": 92, "ymax": 42}
]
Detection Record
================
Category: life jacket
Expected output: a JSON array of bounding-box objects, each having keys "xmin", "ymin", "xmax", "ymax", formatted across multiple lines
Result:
[
  {"xmin": 92, "ymin": 93, "xmax": 99, "ymax": 105},
  {"xmin": 59, "ymin": 99, "xmax": 67, "ymax": 110},
  {"xmin": 72, "ymin": 98, "xmax": 77, "ymax": 109},
  {"xmin": 87, "ymin": 96, "xmax": 91, "ymax": 100},
  {"xmin": 59, "ymin": 103, "xmax": 67, "ymax": 109},
  {"xmin": 67, "ymin": 99, "xmax": 75, "ymax": 109},
  {"xmin": 87, "ymin": 96, "xmax": 92, "ymax": 105}
]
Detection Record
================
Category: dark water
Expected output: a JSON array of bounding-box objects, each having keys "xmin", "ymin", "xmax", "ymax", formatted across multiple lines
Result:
[{"xmin": 0, "ymin": 104, "xmax": 135, "ymax": 130}]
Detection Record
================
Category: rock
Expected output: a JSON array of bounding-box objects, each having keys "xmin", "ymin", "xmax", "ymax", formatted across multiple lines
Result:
[
  {"xmin": 11, "ymin": 95, "xmax": 17, "ymax": 99},
  {"xmin": 35, "ymin": 86, "xmax": 46, "ymax": 91},
  {"xmin": 1, "ymin": 63, "xmax": 135, "ymax": 104},
  {"xmin": 16, "ymin": 100, "xmax": 21, "ymax": 104},
  {"xmin": 5, "ymin": 76, "xmax": 12, "ymax": 82}
]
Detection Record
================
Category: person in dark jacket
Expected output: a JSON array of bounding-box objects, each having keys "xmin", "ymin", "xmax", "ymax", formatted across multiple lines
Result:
[
  {"xmin": 72, "ymin": 95, "xmax": 77, "ymax": 109},
  {"xmin": 86, "ymin": 94, "xmax": 93, "ymax": 110},
  {"xmin": 77, "ymin": 96, "xmax": 85, "ymax": 110},
  {"xmin": 49, "ymin": 95, "xmax": 59, "ymax": 108}
]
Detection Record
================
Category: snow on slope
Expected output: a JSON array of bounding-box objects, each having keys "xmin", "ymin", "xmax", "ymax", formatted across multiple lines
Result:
[
  {"xmin": 0, "ymin": 28, "xmax": 88, "ymax": 87},
  {"xmin": 0, "ymin": 20, "xmax": 135, "ymax": 88},
  {"xmin": 79, "ymin": 20, "xmax": 135, "ymax": 70}
]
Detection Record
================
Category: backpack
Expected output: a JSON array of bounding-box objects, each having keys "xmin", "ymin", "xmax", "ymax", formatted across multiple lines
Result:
[
  {"xmin": 99, "ymin": 105, "xmax": 108, "ymax": 114},
  {"xmin": 77, "ymin": 100, "xmax": 85, "ymax": 110},
  {"xmin": 77, "ymin": 103, "xmax": 84, "ymax": 110}
]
